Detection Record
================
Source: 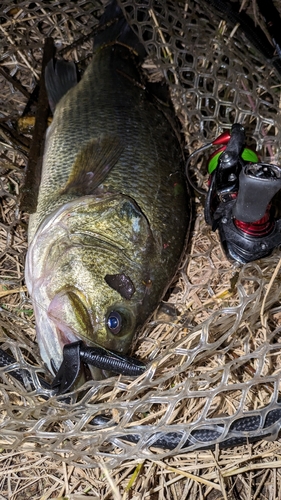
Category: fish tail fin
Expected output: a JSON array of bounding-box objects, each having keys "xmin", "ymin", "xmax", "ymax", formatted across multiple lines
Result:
[{"xmin": 94, "ymin": 0, "xmax": 146, "ymax": 60}]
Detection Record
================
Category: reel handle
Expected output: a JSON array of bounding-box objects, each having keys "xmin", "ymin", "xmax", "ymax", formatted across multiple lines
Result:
[{"xmin": 218, "ymin": 123, "xmax": 245, "ymax": 170}]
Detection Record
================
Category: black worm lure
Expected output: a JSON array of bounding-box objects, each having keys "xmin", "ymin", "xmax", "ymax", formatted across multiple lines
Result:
[
  {"xmin": 0, "ymin": 341, "xmax": 146, "ymax": 396},
  {"xmin": 51, "ymin": 341, "xmax": 146, "ymax": 395}
]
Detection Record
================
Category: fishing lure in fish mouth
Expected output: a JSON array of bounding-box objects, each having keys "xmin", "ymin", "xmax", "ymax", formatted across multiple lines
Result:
[
  {"xmin": 0, "ymin": 341, "xmax": 146, "ymax": 396},
  {"xmin": 51, "ymin": 340, "xmax": 147, "ymax": 395},
  {"xmin": 187, "ymin": 123, "xmax": 281, "ymax": 264}
]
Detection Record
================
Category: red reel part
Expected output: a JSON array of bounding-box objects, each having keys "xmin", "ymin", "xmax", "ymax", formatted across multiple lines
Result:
[{"xmin": 234, "ymin": 209, "xmax": 273, "ymax": 237}]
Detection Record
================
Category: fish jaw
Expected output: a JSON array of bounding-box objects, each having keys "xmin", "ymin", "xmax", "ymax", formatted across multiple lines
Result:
[
  {"xmin": 25, "ymin": 194, "xmax": 162, "ymax": 377},
  {"xmin": 33, "ymin": 298, "xmax": 79, "ymax": 375}
]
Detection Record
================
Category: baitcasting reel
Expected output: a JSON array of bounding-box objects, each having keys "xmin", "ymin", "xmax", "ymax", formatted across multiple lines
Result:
[{"xmin": 187, "ymin": 123, "xmax": 281, "ymax": 263}]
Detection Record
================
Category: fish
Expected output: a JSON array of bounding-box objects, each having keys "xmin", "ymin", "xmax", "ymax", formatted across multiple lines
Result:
[{"xmin": 25, "ymin": 0, "xmax": 191, "ymax": 383}]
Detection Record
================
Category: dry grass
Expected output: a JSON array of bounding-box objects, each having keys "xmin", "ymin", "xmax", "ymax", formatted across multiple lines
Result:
[{"xmin": 1, "ymin": 0, "xmax": 281, "ymax": 498}]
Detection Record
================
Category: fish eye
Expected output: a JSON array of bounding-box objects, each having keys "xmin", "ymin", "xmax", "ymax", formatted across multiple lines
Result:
[{"xmin": 107, "ymin": 311, "xmax": 122, "ymax": 334}]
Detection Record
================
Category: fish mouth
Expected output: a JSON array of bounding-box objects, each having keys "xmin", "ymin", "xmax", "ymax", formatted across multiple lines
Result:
[
  {"xmin": 32, "ymin": 286, "xmax": 140, "ymax": 388},
  {"xmin": 53, "ymin": 328, "xmax": 114, "ymax": 386},
  {"xmin": 51, "ymin": 340, "xmax": 146, "ymax": 395}
]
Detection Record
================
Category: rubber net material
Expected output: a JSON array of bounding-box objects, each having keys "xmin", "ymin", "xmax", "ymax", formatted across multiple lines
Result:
[{"xmin": 1, "ymin": 0, "xmax": 281, "ymax": 468}]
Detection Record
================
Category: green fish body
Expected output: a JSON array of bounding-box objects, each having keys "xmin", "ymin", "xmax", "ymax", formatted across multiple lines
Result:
[{"xmin": 25, "ymin": 1, "xmax": 191, "ymax": 378}]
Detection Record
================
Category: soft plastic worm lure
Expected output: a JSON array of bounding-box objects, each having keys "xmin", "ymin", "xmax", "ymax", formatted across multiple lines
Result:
[{"xmin": 51, "ymin": 341, "xmax": 147, "ymax": 394}]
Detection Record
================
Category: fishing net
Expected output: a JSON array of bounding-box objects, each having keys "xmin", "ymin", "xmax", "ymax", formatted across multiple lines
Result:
[{"xmin": 1, "ymin": 0, "xmax": 281, "ymax": 470}]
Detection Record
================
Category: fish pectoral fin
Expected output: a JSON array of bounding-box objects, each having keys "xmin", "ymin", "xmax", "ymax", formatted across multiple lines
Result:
[
  {"xmin": 45, "ymin": 59, "xmax": 78, "ymax": 113},
  {"xmin": 61, "ymin": 135, "xmax": 123, "ymax": 196}
]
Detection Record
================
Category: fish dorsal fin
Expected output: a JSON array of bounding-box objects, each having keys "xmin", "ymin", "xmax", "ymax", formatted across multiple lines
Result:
[
  {"xmin": 45, "ymin": 59, "xmax": 78, "ymax": 113},
  {"xmin": 61, "ymin": 135, "xmax": 123, "ymax": 196}
]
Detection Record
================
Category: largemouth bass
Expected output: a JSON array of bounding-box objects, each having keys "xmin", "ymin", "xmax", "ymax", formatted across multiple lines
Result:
[{"xmin": 25, "ymin": 0, "xmax": 190, "ymax": 381}]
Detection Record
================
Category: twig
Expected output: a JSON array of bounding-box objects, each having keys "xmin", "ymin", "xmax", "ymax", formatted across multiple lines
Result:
[
  {"xmin": 0, "ymin": 124, "xmax": 29, "ymax": 153},
  {"xmin": 0, "ymin": 66, "xmax": 30, "ymax": 99},
  {"xmin": 0, "ymin": 24, "xmax": 40, "ymax": 80},
  {"xmin": 154, "ymin": 461, "xmax": 221, "ymax": 490},
  {"xmin": 0, "ymin": 287, "xmax": 27, "ymax": 298},
  {"xmin": 222, "ymin": 460, "xmax": 281, "ymax": 477},
  {"xmin": 260, "ymin": 255, "xmax": 281, "ymax": 328}
]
